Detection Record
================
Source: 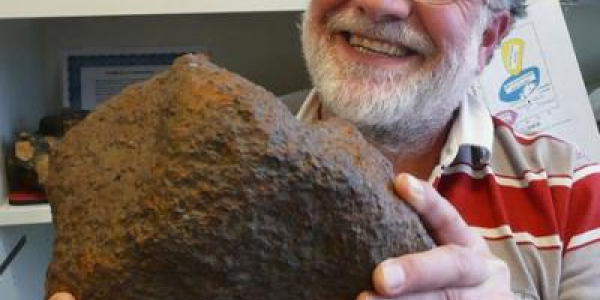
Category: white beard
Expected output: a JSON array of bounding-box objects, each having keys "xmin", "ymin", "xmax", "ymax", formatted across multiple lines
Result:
[{"xmin": 301, "ymin": 9, "xmax": 484, "ymax": 154}]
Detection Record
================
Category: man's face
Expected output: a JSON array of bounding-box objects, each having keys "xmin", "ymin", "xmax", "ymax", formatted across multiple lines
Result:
[{"xmin": 301, "ymin": 0, "xmax": 492, "ymax": 149}]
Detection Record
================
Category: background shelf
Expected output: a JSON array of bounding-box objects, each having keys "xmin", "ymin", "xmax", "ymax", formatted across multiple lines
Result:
[
  {"xmin": 0, "ymin": 0, "xmax": 309, "ymax": 19},
  {"xmin": 0, "ymin": 202, "xmax": 51, "ymax": 227}
]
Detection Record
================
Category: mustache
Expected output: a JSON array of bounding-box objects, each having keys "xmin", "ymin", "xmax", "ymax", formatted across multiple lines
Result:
[{"xmin": 325, "ymin": 10, "xmax": 437, "ymax": 56}]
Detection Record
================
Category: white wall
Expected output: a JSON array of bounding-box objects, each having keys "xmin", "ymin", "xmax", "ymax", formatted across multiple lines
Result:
[
  {"xmin": 0, "ymin": 224, "xmax": 54, "ymax": 300},
  {"xmin": 563, "ymin": 4, "xmax": 600, "ymax": 91},
  {"xmin": 0, "ymin": 20, "xmax": 47, "ymax": 145}
]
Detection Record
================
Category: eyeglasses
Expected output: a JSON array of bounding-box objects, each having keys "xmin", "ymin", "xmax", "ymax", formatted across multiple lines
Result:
[{"xmin": 414, "ymin": 0, "xmax": 489, "ymax": 6}]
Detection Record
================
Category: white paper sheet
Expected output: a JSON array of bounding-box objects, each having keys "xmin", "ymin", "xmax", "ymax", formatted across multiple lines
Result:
[
  {"xmin": 79, "ymin": 65, "xmax": 165, "ymax": 109},
  {"xmin": 478, "ymin": 0, "xmax": 600, "ymax": 160}
]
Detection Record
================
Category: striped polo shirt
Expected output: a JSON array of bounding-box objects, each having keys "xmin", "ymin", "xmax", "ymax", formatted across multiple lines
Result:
[{"xmin": 297, "ymin": 90, "xmax": 600, "ymax": 300}]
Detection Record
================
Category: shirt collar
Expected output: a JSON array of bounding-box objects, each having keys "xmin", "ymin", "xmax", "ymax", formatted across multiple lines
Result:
[
  {"xmin": 296, "ymin": 89, "xmax": 321, "ymax": 122},
  {"xmin": 438, "ymin": 92, "xmax": 494, "ymax": 168},
  {"xmin": 296, "ymin": 88, "xmax": 494, "ymax": 168}
]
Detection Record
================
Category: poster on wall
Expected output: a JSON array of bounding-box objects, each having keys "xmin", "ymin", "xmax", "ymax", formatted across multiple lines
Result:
[
  {"xmin": 62, "ymin": 46, "xmax": 205, "ymax": 110},
  {"xmin": 477, "ymin": 0, "xmax": 600, "ymax": 161}
]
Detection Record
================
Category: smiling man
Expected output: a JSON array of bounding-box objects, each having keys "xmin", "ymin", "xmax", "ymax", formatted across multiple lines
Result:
[
  {"xmin": 296, "ymin": 0, "xmax": 600, "ymax": 299},
  {"xmin": 301, "ymin": 0, "xmax": 512, "ymax": 178},
  {"xmin": 49, "ymin": 0, "xmax": 600, "ymax": 300}
]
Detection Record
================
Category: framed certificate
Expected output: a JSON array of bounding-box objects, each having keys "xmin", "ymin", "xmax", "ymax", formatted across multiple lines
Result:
[{"xmin": 62, "ymin": 46, "xmax": 205, "ymax": 110}]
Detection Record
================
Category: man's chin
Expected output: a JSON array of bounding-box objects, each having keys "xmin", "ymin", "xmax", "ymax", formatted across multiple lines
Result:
[{"xmin": 322, "ymin": 96, "xmax": 410, "ymax": 126}]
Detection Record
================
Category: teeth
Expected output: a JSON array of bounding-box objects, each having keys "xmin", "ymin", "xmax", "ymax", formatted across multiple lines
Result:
[{"xmin": 349, "ymin": 34, "xmax": 408, "ymax": 57}]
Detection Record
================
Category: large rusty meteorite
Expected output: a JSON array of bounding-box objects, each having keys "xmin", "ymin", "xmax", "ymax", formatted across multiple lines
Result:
[{"xmin": 46, "ymin": 54, "xmax": 434, "ymax": 300}]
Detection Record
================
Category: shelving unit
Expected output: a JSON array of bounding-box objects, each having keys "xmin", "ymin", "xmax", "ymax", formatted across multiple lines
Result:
[
  {"xmin": 0, "ymin": 0, "xmax": 310, "ymax": 19},
  {"xmin": 0, "ymin": 202, "xmax": 51, "ymax": 227}
]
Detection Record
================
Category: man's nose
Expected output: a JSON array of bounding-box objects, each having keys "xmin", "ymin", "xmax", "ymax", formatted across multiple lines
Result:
[{"xmin": 352, "ymin": 0, "xmax": 412, "ymax": 22}]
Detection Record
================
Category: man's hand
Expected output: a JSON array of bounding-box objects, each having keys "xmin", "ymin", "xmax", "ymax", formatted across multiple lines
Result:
[
  {"xmin": 357, "ymin": 174, "xmax": 513, "ymax": 300},
  {"xmin": 48, "ymin": 292, "xmax": 75, "ymax": 300}
]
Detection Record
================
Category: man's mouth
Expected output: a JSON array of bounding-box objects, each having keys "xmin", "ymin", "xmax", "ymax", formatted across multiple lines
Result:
[{"xmin": 341, "ymin": 31, "xmax": 416, "ymax": 58}]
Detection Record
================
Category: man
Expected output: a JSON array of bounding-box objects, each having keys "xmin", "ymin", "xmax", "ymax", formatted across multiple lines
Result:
[{"xmin": 51, "ymin": 0, "xmax": 600, "ymax": 299}]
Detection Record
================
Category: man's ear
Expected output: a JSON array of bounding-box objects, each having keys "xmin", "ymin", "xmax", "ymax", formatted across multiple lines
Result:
[{"xmin": 478, "ymin": 10, "xmax": 511, "ymax": 71}]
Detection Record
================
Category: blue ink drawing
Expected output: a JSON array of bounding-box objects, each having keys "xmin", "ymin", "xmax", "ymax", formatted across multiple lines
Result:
[{"xmin": 499, "ymin": 66, "xmax": 541, "ymax": 103}]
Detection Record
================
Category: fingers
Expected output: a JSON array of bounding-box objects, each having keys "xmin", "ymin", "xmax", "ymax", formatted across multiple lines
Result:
[
  {"xmin": 357, "ymin": 289, "xmax": 472, "ymax": 300},
  {"xmin": 372, "ymin": 245, "xmax": 490, "ymax": 296},
  {"xmin": 48, "ymin": 292, "xmax": 76, "ymax": 300},
  {"xmin": 359, "ymin": 254, "xmax": 512, "ymax": 300},
  {"xmin": 358, "ymin": 290, "xmax": 445, "ymax": 300},
  {"xmin": 360, "ymin": 173, "xmax": 512, "ymax": 300},
  {"xmin": 393, "ymin": 173, "xmax": 487, "ymax": 252}
]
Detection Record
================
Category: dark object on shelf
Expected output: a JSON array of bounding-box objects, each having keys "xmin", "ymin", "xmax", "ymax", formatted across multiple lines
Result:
[
  {"xmin": 38, "ymin": 109, "xmax": 89, "ymax": 137},
  {"xmin": 5, "ymin": 132, "xmax": 57, "ymax": 194},
  {"xmin": 46, "ymin": 54, "xmax": 434, "ymax": 300},
  {"xmin": 4, "ymin": 110, "xmax": 88, "ymax": 197},
  {"xmin": 8, "ymin": 192, "xmax": 47, "ymax": 205}
]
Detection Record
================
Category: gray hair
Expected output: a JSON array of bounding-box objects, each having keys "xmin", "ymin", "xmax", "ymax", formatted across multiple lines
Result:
[
  {"xmin": 477, "ymin": 0, "xmax": 528, "ymax": 63},
  {"xmin": 488, "ymin": 0, "xmax": 528, "ymax": 21}
]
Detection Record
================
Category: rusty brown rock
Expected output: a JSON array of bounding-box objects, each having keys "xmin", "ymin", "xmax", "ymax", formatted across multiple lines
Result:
[{"xmin": 46, "ymin": 54, "xmax": 434, "ymax": 300}]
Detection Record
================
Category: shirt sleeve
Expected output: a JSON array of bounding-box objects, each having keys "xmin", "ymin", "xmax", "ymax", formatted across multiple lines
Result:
[{"xmin": 559, "ymin": 164, "xmax": 600, "ymax": 300}]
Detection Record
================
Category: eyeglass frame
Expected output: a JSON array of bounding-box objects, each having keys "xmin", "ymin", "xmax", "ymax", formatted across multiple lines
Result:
[{"xmin": 414, "ymin": 0, "xmax": 493, "ymax": 9}]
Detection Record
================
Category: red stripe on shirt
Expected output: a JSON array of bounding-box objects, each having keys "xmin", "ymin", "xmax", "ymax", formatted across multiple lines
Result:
[
  {"xmin": 445, "ymin": 162, "xmax": 573, "ymax": 181},
  {"xmin": 436, "ymin": 172, "xmax": 567, "ymax": 238},
  {"xmin": 565, "ymin": 238, "xmax": 600, "ymax": 254},
  {"xmin": 574, "ymin": 163, "xmax": 600, "ymax": 173},
  {"xmin": 563, "ymin": 173, "xmax": 600, "ymax": 251}
]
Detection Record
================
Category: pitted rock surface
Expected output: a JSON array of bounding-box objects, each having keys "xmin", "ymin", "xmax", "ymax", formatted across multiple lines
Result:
[{"xmin": 46, "ymin": 54, "xmax": 434, "ymax": 300}]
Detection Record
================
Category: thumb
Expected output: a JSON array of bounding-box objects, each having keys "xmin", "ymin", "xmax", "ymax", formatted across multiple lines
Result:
[{"xmin": 48, "ymin": 292, "xmax": 76, "ymax": 300}]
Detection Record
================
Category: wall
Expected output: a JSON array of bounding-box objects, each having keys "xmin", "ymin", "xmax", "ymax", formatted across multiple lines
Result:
[
  {"xmin": 564, "ymin": 4, "xmax": 600, "ymax": 91},
  {"xmin": 0, "ymin": 225, "xmax": 54, "ymax": 300},
  {"xmin": 0, "ymin": 20, "xmax": 47, "ymax": 145},
  {"xmin": 39, "ymin": 11, "xmax": 311, "ymax": 111},
  {"xmin": 0, "ymin": 20, "xmax": 50, "ymax": 300}
]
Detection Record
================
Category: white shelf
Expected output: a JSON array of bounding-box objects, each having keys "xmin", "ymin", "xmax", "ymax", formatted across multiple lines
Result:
[
  {"xmin": 0, "ymin": 202, "xmax": 51, "ymax": 227},
  {"xmin": 0, "ymin": 0, "xmax": 309, "ymax": 19}
]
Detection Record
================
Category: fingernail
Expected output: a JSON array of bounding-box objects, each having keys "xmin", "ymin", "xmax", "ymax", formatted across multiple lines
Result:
[
  {"xmin": 379, "ymin": 261, "xmax": 405, "ymax": 293},
  {"xmin": 357, "ymin": 291, "xmax": 373, "ymax": 300},
  {"xmin": 404, "ymin": 174, "xmax": 424, "ymax": 206},
  {"xmin": 48, "ymin": 293, "xmax": 76, "ymax": 300}
]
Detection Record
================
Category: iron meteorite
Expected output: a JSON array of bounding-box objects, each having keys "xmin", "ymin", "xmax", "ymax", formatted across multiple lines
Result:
[{"xmin": 46, "ymin": 54, "xmax": 434, "ymax": 300}]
